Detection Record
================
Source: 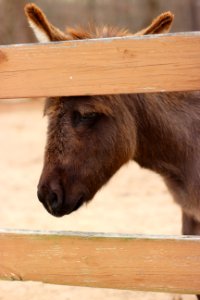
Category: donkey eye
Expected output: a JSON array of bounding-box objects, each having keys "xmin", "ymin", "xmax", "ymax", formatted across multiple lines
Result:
[
  {"xmin": 80, "ymin": 113, "xmax": 99, "ymax": 122},
  {"xmin": 72, "ymin": 111, "xmax": 100, "ymax": 127}
]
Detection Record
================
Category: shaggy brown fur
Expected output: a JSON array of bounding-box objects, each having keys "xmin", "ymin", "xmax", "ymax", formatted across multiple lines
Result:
[{"xmin": 25, "ymin": 3, "xmax": 200, "ymax": 247}]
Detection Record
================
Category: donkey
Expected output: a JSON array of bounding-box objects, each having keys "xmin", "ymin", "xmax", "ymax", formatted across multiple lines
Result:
[{"xmin": 25, "ymin": 4, "xmax": 200, "ymax": 238}]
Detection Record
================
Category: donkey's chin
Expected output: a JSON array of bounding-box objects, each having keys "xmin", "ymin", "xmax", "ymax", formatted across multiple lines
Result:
[
  {"xmin": 48, "ymin": 209, "xmax": 66, "ymax": 218},
  {"xmin": 63, "ymin": 195, "xmax": 85, "ymax": 215}
]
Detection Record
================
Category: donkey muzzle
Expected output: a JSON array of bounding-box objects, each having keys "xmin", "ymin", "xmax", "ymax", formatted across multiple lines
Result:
[
  {"xmin": 37, "ymin": 184, "xmax": 64, "ymax": 217},
  {"xmin": 37, "ymin": 180, "xmax": 85, "ymax": 217}
]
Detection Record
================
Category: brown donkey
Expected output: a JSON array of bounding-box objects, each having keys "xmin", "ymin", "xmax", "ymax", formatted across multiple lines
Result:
[{"xmin": 25, "ymin": 5, "xmax": 200, "ymax": 237}]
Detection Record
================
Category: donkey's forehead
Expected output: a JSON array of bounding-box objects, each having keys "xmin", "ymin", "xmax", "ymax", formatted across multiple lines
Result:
[{"xmin": 44, "ymin": 96, "xmax": 115, "ymax": 116}]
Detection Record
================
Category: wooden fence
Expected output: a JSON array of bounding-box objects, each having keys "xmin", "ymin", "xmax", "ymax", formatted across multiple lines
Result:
[{"xmin": 0, "ymin": 32, "xmax": 200, "ymax": 295}]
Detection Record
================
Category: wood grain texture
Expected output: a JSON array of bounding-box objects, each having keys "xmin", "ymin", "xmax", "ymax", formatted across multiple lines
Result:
[
  {"xmin": 0, "ymin": 229, "xmax": 200, "ymax": 294},
  {"xmin": 0, "ymin": 32, "xmax": 200, "ymax": 99}
]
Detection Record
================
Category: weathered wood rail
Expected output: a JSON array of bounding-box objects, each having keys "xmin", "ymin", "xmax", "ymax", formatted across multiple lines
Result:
[
  {"xmin": 0, "ymin": 32, "xmax": 200, "ymax": 295},
  {"xmin": 0, "ymin": 32, "xmax": 200, "ymax": 99},
  {"xmin": 1, "ymin": 229, "xmax": 200, "ymax": 294}
]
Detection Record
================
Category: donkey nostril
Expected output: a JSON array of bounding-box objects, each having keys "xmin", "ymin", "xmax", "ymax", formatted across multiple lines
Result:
[
  {"xmin": 48, "ymin": 191, "xmax": 60, "ymax": 209},
  {"xmin": 45, "ymin": 189, "xmax": 62, "ymax": 212},
  {"xmin": 37, "ymin": 185, "xmax": 63, "ymax": 214},
  {"xmin": 51, "ymin": 192, "xmax": 57, "ymax": 203}
]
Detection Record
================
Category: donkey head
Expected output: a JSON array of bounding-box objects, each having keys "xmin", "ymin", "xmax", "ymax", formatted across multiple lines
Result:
[{"xmin": 25, "ymin": 4, "xmax": 174, "ymax": 217}]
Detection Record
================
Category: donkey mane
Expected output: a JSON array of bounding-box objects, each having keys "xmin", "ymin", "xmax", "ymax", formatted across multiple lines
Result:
[{"xmin": 66, "ymin": 25, "xmax": 131, "ymax": 39}]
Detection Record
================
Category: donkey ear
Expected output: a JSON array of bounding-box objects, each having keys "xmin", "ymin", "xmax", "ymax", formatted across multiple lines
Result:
[
  {"xmin": 24, "ymin": 3, "xmax": 68, "ymax": 42},
  {"xmin": 136, "ymin": 11, "xmax": 174, "ymax": 35}
]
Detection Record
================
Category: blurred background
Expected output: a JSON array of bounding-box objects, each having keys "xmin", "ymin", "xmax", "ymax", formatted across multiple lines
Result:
[
  {"xmin": 0, "ymin": 1, "xmax": 200, "ymax": 300},
  {"xmin": 0, "ymin": 0, "xmax": 200, "ymax": 45}
]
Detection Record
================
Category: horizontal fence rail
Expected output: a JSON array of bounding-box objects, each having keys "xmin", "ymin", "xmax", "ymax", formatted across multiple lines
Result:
[
  {"xmin": 0, "ymin": 229, "xmax": 200, "ymax": 294},
  {"xmin": 0, "ymin": 32, "xmax": 200, "ymax": 99}
]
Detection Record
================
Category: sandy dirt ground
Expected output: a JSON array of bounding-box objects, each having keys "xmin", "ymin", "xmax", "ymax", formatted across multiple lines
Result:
[{"xmin": 0, "ymin": 100, "xmax": 197, "ymax": 300}]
